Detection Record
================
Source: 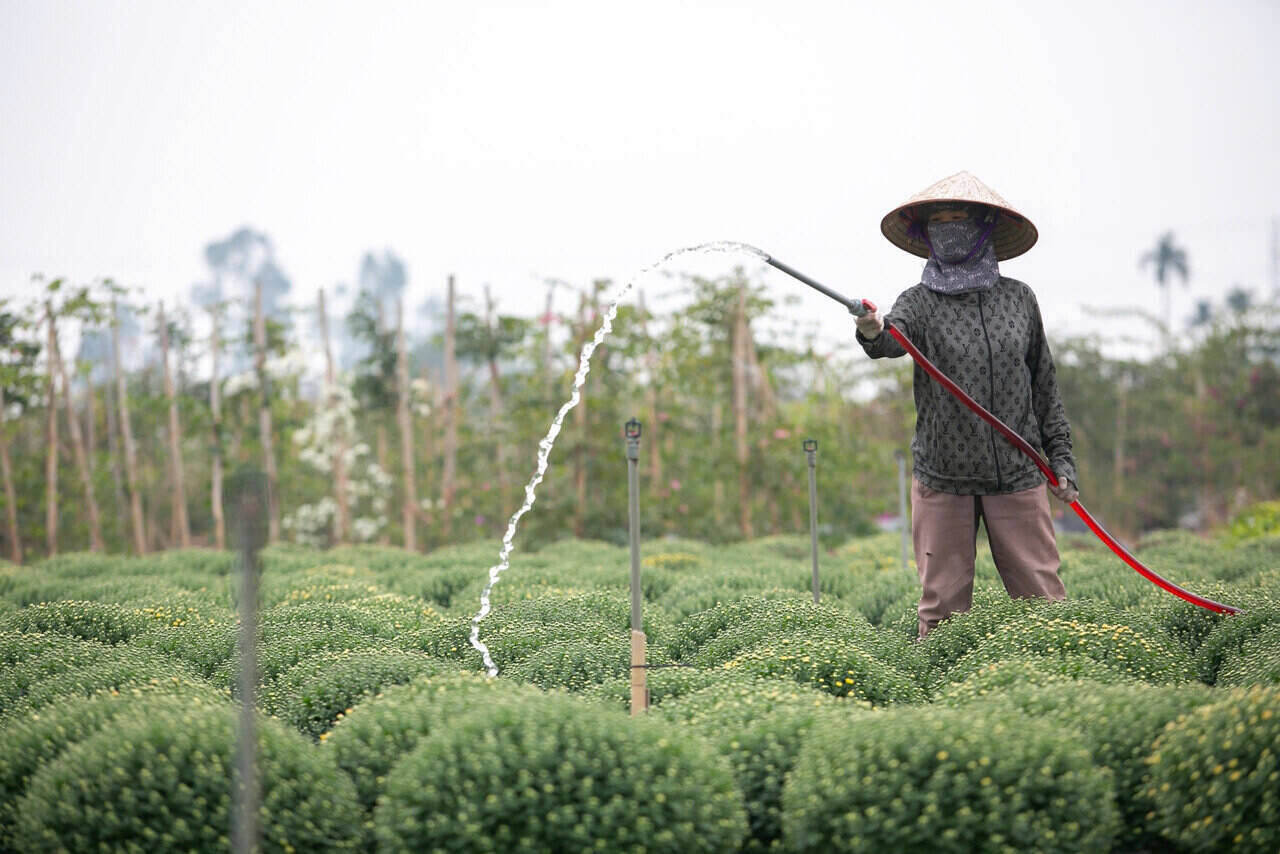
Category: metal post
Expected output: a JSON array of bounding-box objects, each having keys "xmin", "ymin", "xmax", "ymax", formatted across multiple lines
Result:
[
  {"xmin": 226, "ymin": 467, "xmax": 267, "ymax": 854},
  {"xmin": 804, "ymin": 439, "xmax": 819, "ymax": 603},
  {"xmin": 896, "ymin": 449, "xmax": 909, "ymax": 574},
  {"xmin": 625, "ymin": 418, "xmax": 646, "ymax": 715}
]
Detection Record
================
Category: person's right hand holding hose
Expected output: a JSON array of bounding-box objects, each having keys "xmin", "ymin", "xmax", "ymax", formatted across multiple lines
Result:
[{"xmin": 854, "ymin": 305, "xmax": 884, "ymax": 340}]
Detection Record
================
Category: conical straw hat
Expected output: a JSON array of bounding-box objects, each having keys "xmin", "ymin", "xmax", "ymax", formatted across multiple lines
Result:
[{"xmin": 880, "ymin": 171, "xmax": 1038, "ymax": 261}]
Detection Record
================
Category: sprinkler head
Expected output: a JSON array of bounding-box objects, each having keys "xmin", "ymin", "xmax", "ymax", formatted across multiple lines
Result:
[
  {"xmin": 625, "ymin": 418, "xmax": 642, "ymax": 439},
  {"xmin": 803, "ymin": 439, "xmax": 817, "ymax": 452}
]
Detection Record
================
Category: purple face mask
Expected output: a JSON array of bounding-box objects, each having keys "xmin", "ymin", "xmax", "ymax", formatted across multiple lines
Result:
[
  {"xmin": 927, "ymin": 219, "xmax": 986, "ymax": 264},
  {"xmin": 918, "ymin": 207, "xmax": 1001, "ymax": 295}
]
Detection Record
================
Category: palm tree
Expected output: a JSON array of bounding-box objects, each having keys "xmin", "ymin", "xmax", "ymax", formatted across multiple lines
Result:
[{"xmin": 1139, "ymin": 231, "xmax": 1190, "ymax": 344}]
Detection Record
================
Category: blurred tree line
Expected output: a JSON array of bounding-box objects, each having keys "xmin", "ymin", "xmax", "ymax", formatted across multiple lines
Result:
[{"xmin": 1, "ymin": 229, "xmax": 1276, "ymax": 562}]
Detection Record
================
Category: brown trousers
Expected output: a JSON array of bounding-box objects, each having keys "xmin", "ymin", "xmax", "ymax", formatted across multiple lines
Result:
[{"xmin": 912, "ymin": 478, "xmax": 1066, "ymax": 638}]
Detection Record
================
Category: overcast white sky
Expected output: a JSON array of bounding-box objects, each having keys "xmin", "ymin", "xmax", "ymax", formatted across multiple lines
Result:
[{"xmin": 2, "ymin": 0, "xmax": 1277, "ymax": 360}]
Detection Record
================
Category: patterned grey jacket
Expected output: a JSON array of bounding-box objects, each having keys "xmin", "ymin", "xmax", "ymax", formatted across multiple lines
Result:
[{"xmin": 857, "ymin": 276, "xmax": 1077, "ymax": 495}]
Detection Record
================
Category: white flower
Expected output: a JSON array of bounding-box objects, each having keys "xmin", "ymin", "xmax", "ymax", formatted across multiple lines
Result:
[{"xmin": 223, "ymin": 371, "xmax": 257, "ymax": 397}]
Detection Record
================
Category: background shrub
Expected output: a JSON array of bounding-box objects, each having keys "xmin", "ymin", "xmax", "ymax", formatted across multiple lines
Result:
[
  {"xmin": 323, "ymin": 671, "xmax": 537, "ymax": 813},
  {"xmin": 933, "ymin": 654, "xmax": 1128, "ymax": 706},
  {"xmin": 660, "ymin": 679, "xmax": 855, "ymax": 850},
  {"xmin": 723, "ymin": 631, "xmax": 924, "ymax": 705},
  {"xmin": 506, "ymin": 633, "xmax": 671, "ymax": 692},
  {"xmin": 1216, "ymin": 623, "xmax": 1280, "ymax": 686},
  {"xmin": 0, "ymin": 685, "xmax": 228, "ymax": 852},
  {"xmin": 783, "ymin": 705, "xmax": 1120, "ymax": 853},
  {"xmin": 1192, "ymin": 595, "xmax": 1280, "ymax": 684},
  {"xmin": 373, "ymin": 691, "xmax": 747, "ymax": 853},
  {"xmin": 986, "ymin": 681, "xmax": 1217, "ymax": 848},
  {"xmin": 1143, "ymin": 687, "xmax": 1280, "ymax": 853},
  {"xmin": 260, "ymin": 646, "xmax": 453, "ymax": 738},
  {"xmin": 1, "ymin": 600, "xmax": 157, "ymax": 645},
  {"xmin": 13, "ymin": 700, "xmax": 363, "ymax": 853}
]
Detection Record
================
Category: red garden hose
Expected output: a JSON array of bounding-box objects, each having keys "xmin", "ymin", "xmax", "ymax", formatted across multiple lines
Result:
[{"xmin": 765, "ymin": 255, "xmax": 1240, "ymax": 615}]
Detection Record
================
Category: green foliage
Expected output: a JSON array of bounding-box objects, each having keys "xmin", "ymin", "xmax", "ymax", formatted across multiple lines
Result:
[
  {"xmin": 323, "ymin": 671, "xmax": 537, "ymax": 813},
  {"xmin": 260, "ymin": 646, "xmax": 453, "ymax": 738},
  {"xmin": 1, "ymin": 599, "xmax": 157, "ymax": 644},
  {"xmin": 918, "ymin": 593, "xmax": 1180, "ymax": 686},
  {"xmin": 934, "ymin": 654, "xmax": 1128, "ymax": 706},
  {"xmin": 783, "ymin": 705, "xmax": 1120, "ymax": 853},
  {"xmin": 12, "ymin": 700, "xmax": 363, "ymax": 853},
  {"xmin": 936, "ymin": 609, "xmax": 1191, "ymax": 691},
  {"xmin": 5, "ymin": 646, "xmax": 208, "ymax": 716},
  {"xmin": 660, "ymin": 679, "xmax": 854, "ymax": 850},
  {"xmin": 1191, "ymin": 590, "xmax": 1280, "ymax": 683},
  {"xmin": 1143, "ymin": 687, "xmax": 1280, "ymax": 853},
  {"xmin": 373, "ymin": 690, "xmax": 748, "ymax": 853},
  {"xmin": 131, "ymin": 619, "xmax": 239, "ymax": 678},
  {"xmin": 0, "ymin": 632, "xmax": 115, "ymax": 715},
  {"xmin": 722, "ymin": 631, "xmax": 924, "ymax": 705},
  {"xmin": 506, "ymin": 633, "xmax": 670, "ymax": 693},
  {"xmin": 0, "ymin": 684, "xmax": 228, "ymax": 851},
  {"xmin": 586, "ymin": 666, "xmax": 765, "ymax": 710},
  {"xmin": 1216, "ymin": 622, "xmax": 1280, "ymax": 686},
  {"xmin": 990, "ymin": 681, "xmax": 1217, "ymax": 848},
  {"xmin": 1, "ymin": 534, "xmax": 1276, "ymax": 849},
  {"xmin": 1225, "ymin": 501, "xmax": 1280, "ymax": 542},
  {"xmin": 669, "ymin": 596, "xmax": 881, "ymax": 664}
]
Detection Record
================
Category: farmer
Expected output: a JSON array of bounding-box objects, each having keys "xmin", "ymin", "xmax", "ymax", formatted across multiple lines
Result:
[{"xmin": 855, "ymin": 171, "xmax": 1078, "ymax": 638}]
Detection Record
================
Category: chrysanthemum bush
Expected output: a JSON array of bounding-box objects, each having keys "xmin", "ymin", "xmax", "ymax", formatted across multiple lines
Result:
[
  {"xmin": 0, "ymin": 632, "xmax": 117, "ymax": 716},
  {"xmin": 722, "ymin": 631, "xmax": 925, "ymax": 704},
  {"xmin": 1190, "ymin": 593, "xmax": 1280, "ymax": 683},
  {"xmin": 1216, "ymin": 622, "xmax": 1280, "ymax": 686},
  {"xmin": 917, "ymin": 592, "xmax": 1181, "ymax": 687},
  {"xmin": 671, "ymin": 596, "xmax": 911, "ymax": 669},
  {"xmin": 5, "ymin": 645, "xmax": 207, "ymax": 716},
  {"xmin": 0, "ymin": 531, "xmax": 1275, "ymax": 850},
  {"xmin": 260, "ymin": 646, "xmax": 454, "ymax": 738},
  {"xmin": 12, "ymin": 700, "xmax": 364, "ymax": 853},
  {"xmin": 782, "ymin": 704, "xmax": 1120, "ymax": 854},
  {"xmin": 933, "ymin": 610, "xmax": 1190, "ymax": 692},
  {"xmin": 373, "ymin": 689, "xmax": 748, "ymax": 854},
  {"xmin": 1143, "ymin": 687, "xmax": 1280, "ymax": 853},
  {"xmin": 0, "ymin": 682, "xmax": 229, "ymax": 849},
  {"xmin": 982, "ymin": 681, "xmax": 1218, "ymax": 849},
  {"xmin": 323, "ymin": 671, "xmax": 537, "ymax": 813},
  {"xmin": 933, "ymin": 653, "xmax": 1129, "ymax": 706},
  {"xmin": 0, "ymin": 599, "xmax": 158, "ymax": 645},
  {"xmin": 587, "ymin": 666, "xmax": 771, "ymax": 710},
  {"xmin": 659, "ymin": 678, "xmax": 855, "ymax": 850},
  {"xmin": 507, "ymin": 633, "xmax": 672, "ymax": 692}
]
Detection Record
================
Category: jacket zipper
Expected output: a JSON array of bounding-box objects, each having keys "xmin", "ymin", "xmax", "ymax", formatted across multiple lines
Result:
[{"xmin": 977, "ymin": 292, "xmax": 1003, "ymax": 491}]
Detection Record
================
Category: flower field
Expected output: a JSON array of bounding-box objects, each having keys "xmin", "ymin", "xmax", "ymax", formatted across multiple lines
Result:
[{"xmin": 2, "ymin": 531, "xmax": 1279, "ymax": 853}]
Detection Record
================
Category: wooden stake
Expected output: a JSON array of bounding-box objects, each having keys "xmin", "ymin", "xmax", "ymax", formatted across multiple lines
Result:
[{"xmin": 630, "ymin": 630, "xmax": 647, "ymax": 716}]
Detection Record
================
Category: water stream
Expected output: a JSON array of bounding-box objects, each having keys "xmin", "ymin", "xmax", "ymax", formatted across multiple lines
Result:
[{"xmin": 468, "ymin": 241, "xmax": 768, "ymax": 676}]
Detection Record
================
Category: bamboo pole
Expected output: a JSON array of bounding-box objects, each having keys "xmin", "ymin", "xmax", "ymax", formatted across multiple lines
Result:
[
  {"xmin": 252, "ymin": 282, "xmax": 280, "ymax": 543},
  {"xmin": 112, "ymin": 298, "xmax": 147, "ymax": 555},
  {"xmin": 732, "ymin": 285, "xmax": 752, "ymax": 538},
  {"xmin": 44, "ymin": 304, "xmax": 59, "ymax": 556},
  {"xmin": 209, "ymin": 305, "xmax": 226, "ymax": 550},
  {"xmin": 396, "ymin": 299, "xmax": 416, "ymax": 551},
  {"xmin": 50, "ymin": 303, "xmax": 105, "ymax": 551},
  {"xmin": 442, "ymin": 275, "xmax": 458, "ymax": 541},
  {"xmin": 159, "ymin": 302, "xmax": 190, "ymax": 548},
  {"xmin": 0, "ymin": 388, "xmax": 22, "ymax": 563}
]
